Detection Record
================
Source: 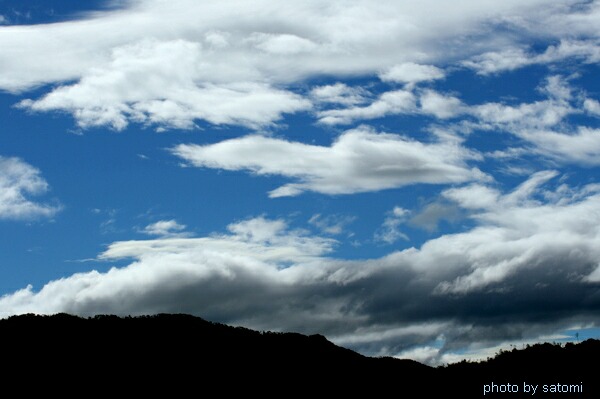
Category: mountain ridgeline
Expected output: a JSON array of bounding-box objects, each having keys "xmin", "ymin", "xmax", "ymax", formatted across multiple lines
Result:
[{"xmin": 0, "ymin": 313, "xmax": 595, "ymax": 397}]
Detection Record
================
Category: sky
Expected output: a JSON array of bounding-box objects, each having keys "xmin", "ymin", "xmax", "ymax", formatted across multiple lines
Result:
[{"xmin": 1, "ymin": 0, "xmax": 600, "ymax": 365}]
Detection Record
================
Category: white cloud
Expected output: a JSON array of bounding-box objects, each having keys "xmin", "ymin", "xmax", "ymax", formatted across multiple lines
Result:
[
  {"xmin": 314, "ymin": 88, "xmax": 466, "ymax": 125},
  {"xmin": 0, "ymin": 15, "xmax": 7, "ymax": 25},
  {"xmin": 465, "ymin": 76, "xmax": 600, "ymax": 165},
  {"xmin": 443, "ymin": 184, "xmax": 501, "ymax": 210},
  {"xmin": 463, "ymin": 39, "xmax": 600, "ymax": 75},
  {"xmin": 143, "ymin": 220, "xmax": 191, "ymax": 238},
  {"xmin": 419, "ymin": 90, "xmax": 464, "ymax": 119},
  {"xmin": 225, "ymin": 217, "xmax": 292, "ymax": 244},
  {"xmin": 0, "ymin": 0, "xmax": 590, "ymax": 130},
  {"xmin": 485, "ymin": 147, "xmax": 530, "ymax": 161},
  {"xmin": 317, "ymin": 90, "xmax": 416, "ymax": 125},
  {"xmin": 518, "ymin": 127, "xmax": 600, "ymax": 165},
  {"xmin": 462, "ymin": 47, "xmax": 533, "ymax": 75},
  {"xmin": 310, "ymin": 83, "xmax": 367, "ymax": 106},
  {"xmin": 0, "ymin": 156, "xmax": 61, "ymax": 220},
  {"xmin": 248, "ymin": 33, "xmax": 318, "ymax": 55},
  {"xmin": 172, "ymin": 126, "xmax": 487, "ymax": 197},
  {"xmin": 406, "ymin": 75, "xmax": 600, "ymax": 166},
  {"xmin": 470, "ymin": 76, "xmax": 575, "ymax": 129},
  {"xmin": 584, "ymin": 98, "xmax": 600, "ymax": 116},
  {"xmin": 392, "ymin": 207, "xmax": 409, "ymax": 218},
  {"xmin": 473, "ymin": 100, "xmax": 573, "ymax": 129},
  {"xmin": 379, "ymin": 63, "xmax": 445, "ymax": 85},
  {"xmin": 541, "ymin": 75, "xmax": 573, "ymax": 101},
  {"xmin": 0, "ymin": 0, "xmax": 566, "ymax": 90},
  {"xmin": 541, "ymin": 39, "xmax": 600, "ymax": 64},
  {"xmin": 445, "ymin": 170, "xmax": 559, "ymax": 210},
  {"xmin": 18, "ymin": 39, "xmax": 311, "ymax": 130}
]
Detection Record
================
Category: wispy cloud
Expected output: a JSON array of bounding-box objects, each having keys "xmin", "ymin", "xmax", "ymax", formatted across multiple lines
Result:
[
  {"xmin": 374, "ymin": 207, "xmax": 410, "ymax": 244},
  {"xmin": 463, "ymin": 40, "xmax": 600, "ymax": 75},
  {"xmin": 318, "ymin": 75, "xmax": 600, "ymax": 167},
  {"xmin": 309, "ymin": 213, "xmax": 356, "ymax": 236}
]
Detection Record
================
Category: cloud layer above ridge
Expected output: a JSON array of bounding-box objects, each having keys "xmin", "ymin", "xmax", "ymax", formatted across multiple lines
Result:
[
  {"xmin": 2, "ymin": 173, "xmax": 600, "ymax": 364},
  {"xmin": 2, "ymin": 0, "xmax": 600, "ymax": 366}
]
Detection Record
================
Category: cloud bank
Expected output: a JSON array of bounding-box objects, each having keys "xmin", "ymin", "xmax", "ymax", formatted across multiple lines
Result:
[{"xmin": 1, "ymin": 174, "xmax": 599, "ymax": 364}]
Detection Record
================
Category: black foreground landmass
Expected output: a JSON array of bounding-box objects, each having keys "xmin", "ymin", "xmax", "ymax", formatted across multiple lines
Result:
[{"xmin": 0, "ymin": 313, "xmax": 596, "ymax": 397}]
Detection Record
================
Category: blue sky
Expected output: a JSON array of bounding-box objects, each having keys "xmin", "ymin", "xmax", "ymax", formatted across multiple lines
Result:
[{"xmin": 1, "ymin": 0, "xmax": 600, "ymax": 365}]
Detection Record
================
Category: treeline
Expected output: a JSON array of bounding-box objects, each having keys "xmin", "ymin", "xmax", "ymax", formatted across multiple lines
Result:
[{"xmin": 0, "ymin": 313, "xmax": 596, "ymax": 397}]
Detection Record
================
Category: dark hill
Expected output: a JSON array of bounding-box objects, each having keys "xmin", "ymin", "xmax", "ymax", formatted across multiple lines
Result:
[
  {"xmin": 0, "ymin": 313, "xmax": 596, "ymax": 397},
  {"xmin": 443, "ymin": 339, "xmax": 598, "ymax": 398}
]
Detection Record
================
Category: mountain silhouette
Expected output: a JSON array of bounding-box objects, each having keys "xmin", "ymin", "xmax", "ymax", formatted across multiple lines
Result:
[{"xmin": 0, "ymin": 313, "xmax": 595, "ymax": 397}]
